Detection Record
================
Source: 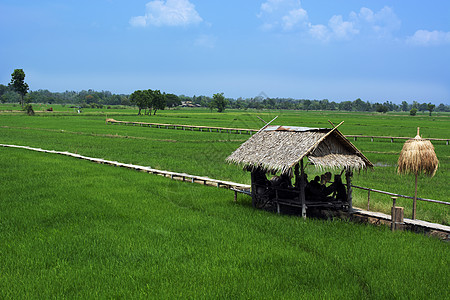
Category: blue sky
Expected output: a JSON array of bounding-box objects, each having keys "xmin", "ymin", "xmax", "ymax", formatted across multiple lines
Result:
[{"xmin": 1, "ymin": 0, "xmax": 449, "ymax": 104}]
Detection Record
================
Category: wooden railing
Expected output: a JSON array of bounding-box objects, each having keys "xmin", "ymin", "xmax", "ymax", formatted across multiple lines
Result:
[
  {"xmin": 350, "ymin": 185, "xmax": 450, "ymax": 217},
  {"xmin": 346, "ymin": 135, "xmax": 449, "ymax": 145}
]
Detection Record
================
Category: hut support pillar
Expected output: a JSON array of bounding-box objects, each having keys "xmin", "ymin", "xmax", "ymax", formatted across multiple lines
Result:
[
  {"xmin": 250, "ymin": 171, "xmax": 257, "ymax": 208},
  {"xmin": 298, "ymin": 160, "xmax": 306, "ymax": 219},
  {"xmin": 345, "ymin": 169, "xmax": 353, "ymax": 212},
  {"xmin": 413, "ymin": 173, "xmax": 418, "ymax": 219}
]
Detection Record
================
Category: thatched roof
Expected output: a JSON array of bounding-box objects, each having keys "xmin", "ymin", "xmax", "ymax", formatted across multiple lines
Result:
[
  {"xmin": 227, "ymin": 125, "xmax": 373, "ymax": 174},
  {"xmin": 398, "ymin": 129, "xmax": 439, "ymax": 177}
]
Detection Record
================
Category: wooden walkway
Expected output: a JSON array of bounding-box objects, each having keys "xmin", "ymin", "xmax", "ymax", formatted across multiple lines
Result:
[
  {"xmin": 1, "ymin": 143, "xmax": 448, "ymax": 238},
  {"xmin": 106, "ymin": 119, "xmax": 449, "ymax": 144},
  {"xmin": 0, "ymin": 144, "xmax": 250, "ymax": 192},
  {"xmin": 106, "ymin": 119, "xmax": 258, "ymax": 135},
  {"xmin": 352, "ymin": 208, "xmax": 450, "ymax": 237}
]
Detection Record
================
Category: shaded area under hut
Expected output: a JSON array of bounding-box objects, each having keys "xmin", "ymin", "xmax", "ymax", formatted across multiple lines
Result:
[{"xmin": 227, "ymin": 124, "xmax": 373, "ymax": 218}]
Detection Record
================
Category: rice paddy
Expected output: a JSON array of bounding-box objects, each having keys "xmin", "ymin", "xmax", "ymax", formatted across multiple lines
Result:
[{"xmin": 0, "ymin": 105, "xmax": 449, "ymax": 298}]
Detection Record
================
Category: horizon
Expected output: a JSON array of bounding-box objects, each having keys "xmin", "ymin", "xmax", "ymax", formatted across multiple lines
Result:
[{"xmin": 1, "ymin": 1, "xmax": 449, "ymax": 105}]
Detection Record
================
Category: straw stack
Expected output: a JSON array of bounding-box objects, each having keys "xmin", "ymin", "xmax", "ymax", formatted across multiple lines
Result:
[
  {"xmin": 397, "ymin": 127, "xmax": 439, "ymax": 219},
  {"xmin": 398, "ymin": 127, "xmax": 439, "ymax": 176}
]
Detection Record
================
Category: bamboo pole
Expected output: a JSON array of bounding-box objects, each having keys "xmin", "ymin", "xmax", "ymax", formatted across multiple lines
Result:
[
  {"xmin": 300, "ymin": 159, "xmax": 306, "ymax": 219},
  {"xmin": 391, "ymin": 197, "xmax": 397, "ymax": 231},
  {"xmin": 413, "ymin": 172, "xmax": 418, "ymax": 219}
]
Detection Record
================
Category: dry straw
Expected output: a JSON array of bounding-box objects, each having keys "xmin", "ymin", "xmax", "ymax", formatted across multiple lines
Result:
[
  {"xmin": 397, "ymin": 127, "xmax": 439, "ymax": 219},
  {"xmin": 398, "ymin": 127, "xmax": 439, "ymax": 177},
  {"xmin": 227, "ymin": 126, "xmax": 372, "ymax": 174}
]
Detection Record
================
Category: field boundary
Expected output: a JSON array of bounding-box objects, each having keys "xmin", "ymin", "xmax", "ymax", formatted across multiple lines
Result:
[
  {"xmin": 106, "ymin": 119, "xmax": 449, "ymax": 144},
  {"xmin": 1, "ymin": 143, "xmax": 448, "ymax": 236}
]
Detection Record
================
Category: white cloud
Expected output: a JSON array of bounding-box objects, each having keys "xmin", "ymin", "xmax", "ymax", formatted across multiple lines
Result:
[
  {"xmin": 308, "ymin": 24, "xmax": 330, "ymax": 42},
  {"xmin": 258, "ymin": 0, "xmax": 307, "ymax": 31},
  {"xmin": 260, "ymin": 0, "xmax": 290, "ymax": 14},
  {"xmin": 351, "ymin": 6, "xmax": 401, "ymax": 38},
  {"xmin": 328, "ymin": 15, "xmax": 358, "ymax": 40},
  {"xmin": 258, "ymin": 3, "xmax": 403, "ymax": 42},
  {"xmin": 310, "ymin": 6, "xmax": 399, "ymax": 42},
  {"xmin": 130, "ymin": 0, "xmax": 203, "ymax": 27},
  {"xmin": 407, "ymin": 30, "xmax": 450, "ymax": 46},
  {"xmin": 281, "ymin": 8, "xmax": 308, "ymax": 31}
]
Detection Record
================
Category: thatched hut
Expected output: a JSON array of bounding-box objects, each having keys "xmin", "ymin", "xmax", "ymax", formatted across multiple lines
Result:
[{"xmin": 227, "ymin": 124, "xmax": 373, "ymax": 217}]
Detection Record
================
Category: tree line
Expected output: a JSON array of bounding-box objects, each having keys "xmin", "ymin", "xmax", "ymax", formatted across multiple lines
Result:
[{"xmin": 1, "ymin": 69, "xmax": 449, "ymax": 114}]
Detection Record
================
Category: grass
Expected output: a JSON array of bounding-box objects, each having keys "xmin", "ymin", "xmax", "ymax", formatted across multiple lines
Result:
[
  {"xmin": 0, "ymin": 108, "xmax": 448, "ymax": 223},
  {"xmin": 0, "ymin": 148, "xmax": 448, "ymax": 298}
]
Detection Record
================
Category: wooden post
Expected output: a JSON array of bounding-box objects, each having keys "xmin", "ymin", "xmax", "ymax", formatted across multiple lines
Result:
[
  {"xmin": 250, "ymin": 171, "xmax": 257, "ymax": 208},
  {"xmin": 391, "ymin": 197, "xmax": 397, "ymax": 231},
  {"xmin": 345, "ymin": 169, "xmax": 353, "ymax": 211},
  {"xmin": 413, "ymin": 173, "xmax": 418, "ymax": 219},
  {"xmin": 234, "ymin": 190, "xmax": 237, "ymax": 203},
  {"xmin": 299, "ymin": 159, "xmax": 306, "ymax": 219},
  {"xmin": 391, "ymin": 197, "xmax": 404, "ymax": 231}
]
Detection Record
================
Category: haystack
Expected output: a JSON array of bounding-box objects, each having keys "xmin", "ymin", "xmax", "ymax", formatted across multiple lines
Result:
[{"xmin": 398, "ymin": 127, "xmax": 439, "ymax": 219}]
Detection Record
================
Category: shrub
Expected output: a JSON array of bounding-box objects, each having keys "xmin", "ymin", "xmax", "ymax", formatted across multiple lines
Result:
[
  {"xmin": 24, "ymin": 104, "xmax": 35, "ymax": 116},
  {"xmin": 410, "ymin": 108, "xmax": 417, "ymax": 116}
]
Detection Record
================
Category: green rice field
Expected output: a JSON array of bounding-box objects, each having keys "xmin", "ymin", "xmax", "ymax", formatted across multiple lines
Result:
[
  {"xmin": 1, "ymin": 106, "xmax": 448, "ymax": 223},
  {"xmin": 0, "ymin": 105, "xmax": 449, "ymax": 298}
]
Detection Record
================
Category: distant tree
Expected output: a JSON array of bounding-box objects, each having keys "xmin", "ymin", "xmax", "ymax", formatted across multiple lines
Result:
[
  {"xmin": 151, "ymin": 90, "xmax": 166, "ymax": 115},
  {"xmin": 24, "ymin": 104, "xmax": 35, "ymax": 116},
  {"xmin": 427, "ymin": 103, "xmax": 435, "ymax": 116},
  {"xmin": 303, "ymin": 99, "xmax": 311, "ymax": 111},
  {"xmin": 0, "ymin": 84, "xmax": 8, "ymax": 97},
  {"xmin": 401, "ymin": 101, "xmax": 409, "ymax": 111},
  {"xmin": 436, "ymin": 103, "xmax": 449, "ymax": 112},
  {"xmin": 375, "ymin": 103, "xmax": 389, "ymax": 113},
  {"xmin": 9, "ymin": 69, "xmax": 29, "ymax": 109},
  {"xmin": 339, "ymin": 101, "xmax": 352, "ymax": 111},
  {"xmin": 165, "ymin": 93, "xmax": 181, "ymax": 108},
  {"xmin": 207, "ymin": 100, "xmax": 215, "ymax": 112},
  {"xmin": 265, "ymin": 98, "xmax": 276, "ymax": 109},
  {"xmin": 129, "ymin": 90, "xmax": 148, "ymax": 115},
  {"xmin": 410, "ymin": 108, "xmax": 417, "ymax": 116},
  {"xmin": 0, "ymin": 84, "xmax": 9, "ymax": 103},
  {"xmin": 212, "ymin": 93, "xmax": 227, "ymax": 112},
  {"xmin": 352, "ymin": 98, "xmax": 366, "ymax": 111},
  {"xmin": 418, "ymin": 102, "xmax": 428, "ymax": 112}
]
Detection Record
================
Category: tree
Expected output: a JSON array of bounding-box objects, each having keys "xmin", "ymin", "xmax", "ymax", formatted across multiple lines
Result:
[
  {"xmin": 129, "ymin": 90, "xmax": 148, "ymax": 115},
  {"xmin": 9, "ymin": 69, "xmax": 29, "ymax": 109},
  {"xmin": 375, "ymin": 103, "xmax": 388, "ymax": 113},
  {"xmin": 165, "ymin": 93, "xmax": 181, "ymax": 108},
  {"xmin": 401, "ymin": 101, "xmax": 409, "ymax": 111},
  {"xmin": 24, "ymin": 104, "xmax": 35, "ymax": 116},
  {"xmin": 212, "ymin": 93, "xmax": 227, "ymax": 112},
  {"xmin": 410, "ymin": 108, "xmax": 417, "ymax": 116},
  {"xmin": 352, "ymin": 98, "xmax": 366, "ymax": 111},
  {"xmin": 0, "ymin": 84, "xmax": 9, "ymax": 103},
  {"xmin": 151, "ymin": 90, "xmax": 166, "ymax": 115},
  {"xmin": 418, "ymin": 102, "xmax": 428, "ymax": 112},
  {"xmin": 427, "ymin": 103, "xmax": 435, "ymax": 116}
]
